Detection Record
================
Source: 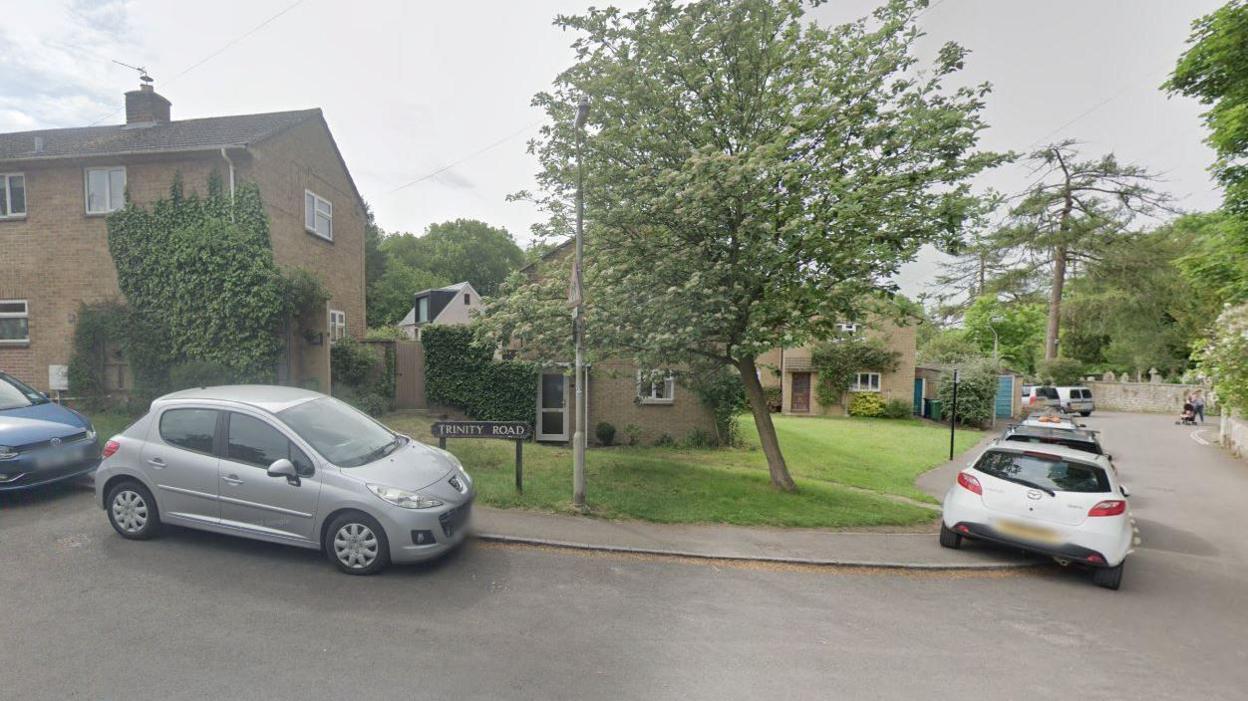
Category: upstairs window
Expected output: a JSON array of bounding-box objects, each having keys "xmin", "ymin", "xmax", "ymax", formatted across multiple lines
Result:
[
  {"xmin": 836, "ymin": 322, "xmax": 859, "ymax": 335},
  {"xmin": 0, "ymin": 173, "xmax": 26, "ymax": 218},
  {"xmin": 850, "ymin": 372, "xmax": 881, "ymax": 392},
  {"xmin": 328, "ymin": 309, "xmax": 346, "ymax": 342},
  {"xmin": 417, "ymin": 296, "xmax": 429, "ymax": 323},
  {"xmin": 0, "ymin": 300, "xmax": 29, "ymax": 345},
  {"xmin": 85, "ymin": 167, "xmax": 125, "ymax": 214},
  {"xmin": 637, "ymin": 371, "xmax": 676, "ymax": 404},
  {"xmin": 464, "ymin": 292, "xmax": 471, "ymax": 305},
  {"xmin": 304, "ymin": 190, "xmax": 332, "ymax": 240}
]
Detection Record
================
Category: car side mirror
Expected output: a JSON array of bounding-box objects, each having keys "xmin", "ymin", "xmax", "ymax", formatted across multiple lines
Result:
[{"xmin": 267, "ymin": 458, "xmax": 300, "ymax": 486}]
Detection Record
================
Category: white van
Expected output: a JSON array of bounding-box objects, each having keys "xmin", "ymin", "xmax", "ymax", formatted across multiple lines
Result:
[
  {"xmin": 1022, "ymin": 385, "xmax": 1061, "ymax": 411},
  {"xmin": 1056, "ymin": 386, "xmax": 1095, "ymax": 416}
]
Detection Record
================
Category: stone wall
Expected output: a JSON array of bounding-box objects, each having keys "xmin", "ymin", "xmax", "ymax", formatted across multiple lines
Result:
[
  {"xmin": 1220, "ymin": 411, "xmax": 1248, "ymax": 460},
  {"xmin": 1087, "ymin": 380, "xmax": 1206, "ymax": 414}
]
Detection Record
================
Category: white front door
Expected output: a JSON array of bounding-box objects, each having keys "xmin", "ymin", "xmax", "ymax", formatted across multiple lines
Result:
[{"xmin": 536, "ymin": 372, "xmax": 569, "ymax": 441}]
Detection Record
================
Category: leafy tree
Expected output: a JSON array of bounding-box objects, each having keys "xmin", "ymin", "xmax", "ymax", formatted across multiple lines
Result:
[
  {"xmin": 369, "ymin": 261, "xmax": 450, "ymax": 326},
  {"xmin": 1197, "ymin": 303, "xmax": 1248, "ymax": 411},
  {"xmin": 1065, "ymin": 218, "xmax": 1222, "ymax": 376},
  {"xmin": 481, "ymin": 0, "xmax": 1004, "ymax": 491},
  {"xmin": 1167, "ymin": 1, "xmax": 1248, "ymax": 218},
  {"xmin": 363, "ymin": 203, "xmax": 388, "ymax": 322},
  {"xmin": 1174, "ymin": 211, "xmax": 1248, "ymax": 306},
  {"xmin": 991, "ymin": 142, "xmax": 1171, "ymax": 360},
  {"xmin": 383, "ymin": 219, "xmax": 524, "ymax": 296},
  {"xmin": 961, "ymin": 295, "xmax": 1045, "ymax": 373},
  {"xmin": 918, "ymin": 329, "xmax": 981, "ymax": 366},
  {"xmin": 936, "ymin": 357, "xmax": 999, "ymax": 426}
]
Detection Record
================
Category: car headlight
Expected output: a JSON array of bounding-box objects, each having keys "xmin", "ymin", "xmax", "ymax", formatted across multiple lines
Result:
[
  {"xmin": 0, "ymin": 445, "xmax": 16, "ymax": 461},
  {"xmin": 366, "ymin": 483, "xmax": 444, "ymax": 510}
]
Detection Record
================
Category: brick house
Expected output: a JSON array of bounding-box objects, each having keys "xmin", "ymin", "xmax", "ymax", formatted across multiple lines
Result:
[
  {"xmin": 397, "ymin": 281, "xmax": 481, "ymax": 339},
  {"xmin": 0, "ymin": 80, "xmax": 366, "ymax": 392},
  {"xmin": 757, "ymin": 315, "xmax": 919, "ymax": 416},
  {"xmin": 518, "ymin": 242, "xmax": 718, "ymax": 445}
]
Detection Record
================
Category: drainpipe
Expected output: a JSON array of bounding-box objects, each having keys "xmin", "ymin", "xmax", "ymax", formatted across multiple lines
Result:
[{"xmin": 219, "ymin": 147, "xmax": 236, "ymax": 215}]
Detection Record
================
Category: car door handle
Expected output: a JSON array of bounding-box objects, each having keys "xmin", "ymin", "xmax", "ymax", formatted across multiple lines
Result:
[
  {"xmin": 148, "ymin": 457, "xmax": 166, "ymax": 469},
  {"xmin": 222, "ymin": 474, "xmax": 244, "ymax": 486}
]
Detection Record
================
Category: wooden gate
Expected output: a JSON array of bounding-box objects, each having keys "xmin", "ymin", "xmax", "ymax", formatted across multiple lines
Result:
[{"xmin": 394, "ymin": 340, "xmax": 426, "ymax": 410}]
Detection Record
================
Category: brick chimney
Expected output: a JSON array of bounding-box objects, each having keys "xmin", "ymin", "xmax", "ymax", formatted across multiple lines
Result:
[{"xmin": 124, "ymin": 81, "xmax": 171, "ymax": 126}]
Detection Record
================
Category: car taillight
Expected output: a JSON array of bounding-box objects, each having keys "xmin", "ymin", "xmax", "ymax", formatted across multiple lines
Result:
[
  {"xmin": 957, "ymin": 471, "xmax": 982, "ymax": 495},
  {"xmin": 1088, "ymin": 500, "xmax": 1126, "ymax": 517},
  {"xmin": 102, "ymin": 440, "xmax": 120, "ymax": 458}
]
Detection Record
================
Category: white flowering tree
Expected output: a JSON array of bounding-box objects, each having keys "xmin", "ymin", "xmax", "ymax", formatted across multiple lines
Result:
[{"xmin": 482, "ymin": 0, "xmax": 1004, "ymax": 491}]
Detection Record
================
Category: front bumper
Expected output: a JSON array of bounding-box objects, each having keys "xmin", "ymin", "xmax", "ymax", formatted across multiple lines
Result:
[
  {"xmin": 376, "ymin": 493, "xmax": 475, "ymax": 564},
  {"xmin": 0, "ymin": 443, "xmax": 100, "ymax": 492}
]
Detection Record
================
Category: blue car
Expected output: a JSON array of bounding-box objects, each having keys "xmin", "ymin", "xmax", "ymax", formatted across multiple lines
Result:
[{"xmin": 0, "ymin": 372, "xmax": 100, "ymax": 491}]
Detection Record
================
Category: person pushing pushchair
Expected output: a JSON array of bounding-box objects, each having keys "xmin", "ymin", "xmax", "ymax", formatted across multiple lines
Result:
[{"xmin": 1177, "ymin": 395, "xmax": 1197, "ymax": 426}]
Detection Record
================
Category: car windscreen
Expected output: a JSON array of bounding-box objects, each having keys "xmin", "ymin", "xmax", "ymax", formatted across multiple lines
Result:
[
  {"xmin": 1004, "ymin": 434, "xmax": 1103, "ymax": 455},
  {"xmin": 975, "ymin": 450, "xmax": 1109, "ymax": 493},
  {"xmin": 277, "ymin": 397, "xmax": 399, "ymax": 468},
  {"xmin": 0, "ymin": 374, "xmax": 48, "ymax": 410},
  {"xmin": 1035, "ymin": 387, "xmax": 1059, "ymax": 400}
]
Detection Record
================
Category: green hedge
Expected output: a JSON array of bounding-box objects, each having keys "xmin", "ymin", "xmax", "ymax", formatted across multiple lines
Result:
[{"xmin": 422, "ymin": 326, "xmax": 537, "ymax": 423}]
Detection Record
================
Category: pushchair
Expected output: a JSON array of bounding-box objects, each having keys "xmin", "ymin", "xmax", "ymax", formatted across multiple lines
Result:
[{"xmin": 1177, "ymin": 403, "xmax": 1197, "ymax": 426}]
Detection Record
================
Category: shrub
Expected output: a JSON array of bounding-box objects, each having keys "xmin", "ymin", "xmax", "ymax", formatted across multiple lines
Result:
[
  {"xmin": 68, "ymin": 301, "xmax": 128, "ymax": 404},
  {"xmin": 681, "ymin": 427, "xmax": 715, "ymax": 449},
  {"xmin": 882, "ymin": 398, "xmax": 912, "ymax": 419},
  {"xmin": 422, "ymin": 325, "xmax": 537, "ymax": 423},
  {"xmin": 653, "ymin": 433, "xmax": 675, "ymax": 447},
  {"xmin": 847, "ymin": 392, "xmax": 887, "ymax": 417},
  {"xmin": 365, "ymin": 326, "xmax": 404, "ymax": 341},
  {"xmin": 623, "ymin": 424, "xmax": 642, "ymax": 446},
  {"xmin": 333, "ymin": 385, "xmax": 390, "ymax": 417},
  {"xmin": 168, "ymin": 360, "xmax": 239, "ymax": 390},
  {"xmin": 331, "ymin": 337, "xmax": 378, "ymax": 388},
  {"xmin": 937, "ymin": 359, "xmax": 1000, "ymax": 426},
  {"xmin": 763, "ymin": 385, "xmax": 783, "ymax": 412},
  {"xmin": 685, "ymin": 361, "xmax": 746, "ymax": 446},
  {"xmin": 595, "ymin": 421, "xmax": 617, "ymax": 446},
  {"xmin": 1036, "ymin": 358, "xmax": 1085, "ymax": 386}
]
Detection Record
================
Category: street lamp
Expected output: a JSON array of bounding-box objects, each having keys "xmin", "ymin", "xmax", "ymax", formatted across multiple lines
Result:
[
  {"xmin": 988, "ymin": 314, "xmax": 1003, "ymax": 363},
  {"xmin": 572, "ymin": 96, "xmax": 589, "ymax": 511}
]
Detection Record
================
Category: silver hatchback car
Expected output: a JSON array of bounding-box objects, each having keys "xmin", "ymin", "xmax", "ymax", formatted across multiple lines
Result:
[{"xmin": 94, "ymin": 385, "xmax": 474, "ymax": 574}]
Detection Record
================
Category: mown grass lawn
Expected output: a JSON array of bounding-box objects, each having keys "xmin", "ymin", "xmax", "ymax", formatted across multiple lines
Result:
[{"xmin": 382, "ymin": 412, "xmax": 982, "ymax": 529}]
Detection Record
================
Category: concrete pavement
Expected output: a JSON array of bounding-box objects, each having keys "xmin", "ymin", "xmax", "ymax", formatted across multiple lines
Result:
[{"xmin": 2, "ymin": 411, "xmax": 1247, "ymax": 699}]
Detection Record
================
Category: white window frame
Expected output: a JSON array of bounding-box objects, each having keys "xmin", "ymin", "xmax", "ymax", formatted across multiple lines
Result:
[
  {"xmin": 0, "ymin": 299, "xmax": 30, "ymax": 345},
  {"xmin": 0, "ymin": 173, "xmax": 26, "ymax": 219},
  {"xmin": 837, "ymin": 322, "xmax": 859, "ymax": 335},
  {"xmin": 304, "ymin": 189, "xmax": 333, "ymax": 241},
  {"xmin": 850, "ymin": 372, "xmax": 881, "ymax": 392},
  {"xmin": 84, "ymin": 166, "xmax": 125, "ymax": 214},
  {"xmin": 328, "ymin": 309, "xmax": 346, "ymax": 342},
  {"xmin": 637, "ymin": 370, "xmax": 676, "ymax": 405}
]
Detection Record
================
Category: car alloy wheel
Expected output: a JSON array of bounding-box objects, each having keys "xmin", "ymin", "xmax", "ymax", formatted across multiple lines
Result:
[
  {"xmin": 334, "ymin": 523, "xmax": 379, "ymax": 570},
  {"xmin": 111, "ymin": 490, "xmax": 149, "ymax": 534}
]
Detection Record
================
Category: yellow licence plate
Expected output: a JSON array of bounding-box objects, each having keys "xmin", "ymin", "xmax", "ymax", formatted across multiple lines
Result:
[{"xmin": 995, "ymin": 520, "xmax": 1061, "ymax": 545}]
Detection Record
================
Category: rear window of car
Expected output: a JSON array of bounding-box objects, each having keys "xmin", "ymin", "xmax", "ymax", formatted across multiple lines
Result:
[
  {"xmin": 1078, "ymin": 389, "xmax": 1092, "ymax": 399},
  {"xmin": 1004, "ymin": 434, "xmax": 1103, "ymax": 455},
  {"xmin": 975, "ymin": 450, "xmax": 1109, "ymax": 493},
  {"xmin": 1035, "ymin": 387, "xmax": 1060, "ymax": 399},
  {"xmin": 160, "ymin": 408, "xmax": 218, "ymax": 454}
]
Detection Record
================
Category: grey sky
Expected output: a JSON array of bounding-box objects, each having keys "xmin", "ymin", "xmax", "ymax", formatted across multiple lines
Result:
[{"xmin": 0, "ymin": 0, "xmax": 1224, "ymax": 298}]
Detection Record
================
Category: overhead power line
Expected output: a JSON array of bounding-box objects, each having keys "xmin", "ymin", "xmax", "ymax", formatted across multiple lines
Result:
[
  {"xmin": 386, "ymin": 121, "xmax": 542, "ymax": 195},
  {"xmin": 88, "ymin": 0, "xmax": 311, "ymax": 125}
]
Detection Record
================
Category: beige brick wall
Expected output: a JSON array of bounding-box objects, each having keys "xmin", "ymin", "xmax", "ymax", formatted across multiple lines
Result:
[
  {"xmin": 771, "ymin": 317, "xmax": 918, "ymax": 416},
  {"xmin": 0, "ymin": 116, "xmax": 366, "ymax": 393},
  {"xmin": 1086, "ymin": 381, "xmax": 1206, "ymax": 414},
  {"xmin": 586, "ymin": 359, "xmax": 718, "ymax": 445},
  {"xmin": 0, "ymin": 154, "xmax": 219, "ymax": 391}
]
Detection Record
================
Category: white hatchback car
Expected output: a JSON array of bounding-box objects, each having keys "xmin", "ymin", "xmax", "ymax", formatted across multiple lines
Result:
[{"xmin": 940, "ymin": 443, "xmax": 1132, "ymax": 589}]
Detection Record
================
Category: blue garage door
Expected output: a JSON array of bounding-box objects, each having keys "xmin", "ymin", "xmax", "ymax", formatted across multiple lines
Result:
[{"xmin": 995, "ymin": 375, "xmax": 1014, "ymax": 418}]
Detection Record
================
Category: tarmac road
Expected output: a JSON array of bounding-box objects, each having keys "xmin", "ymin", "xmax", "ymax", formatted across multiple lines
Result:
[{"xmin": 1, "ymin": 411, "xmax": 1245, "ymax": 700}]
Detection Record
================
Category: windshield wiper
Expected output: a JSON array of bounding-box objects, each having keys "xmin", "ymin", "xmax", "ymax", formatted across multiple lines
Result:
[
  {"xmin": 999, "ymin": 476, "xmax": 1056, "ymax": 497},
  {"xmin": 359, "ymin": 437, "xmax": 402, "ymax": 465}
]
